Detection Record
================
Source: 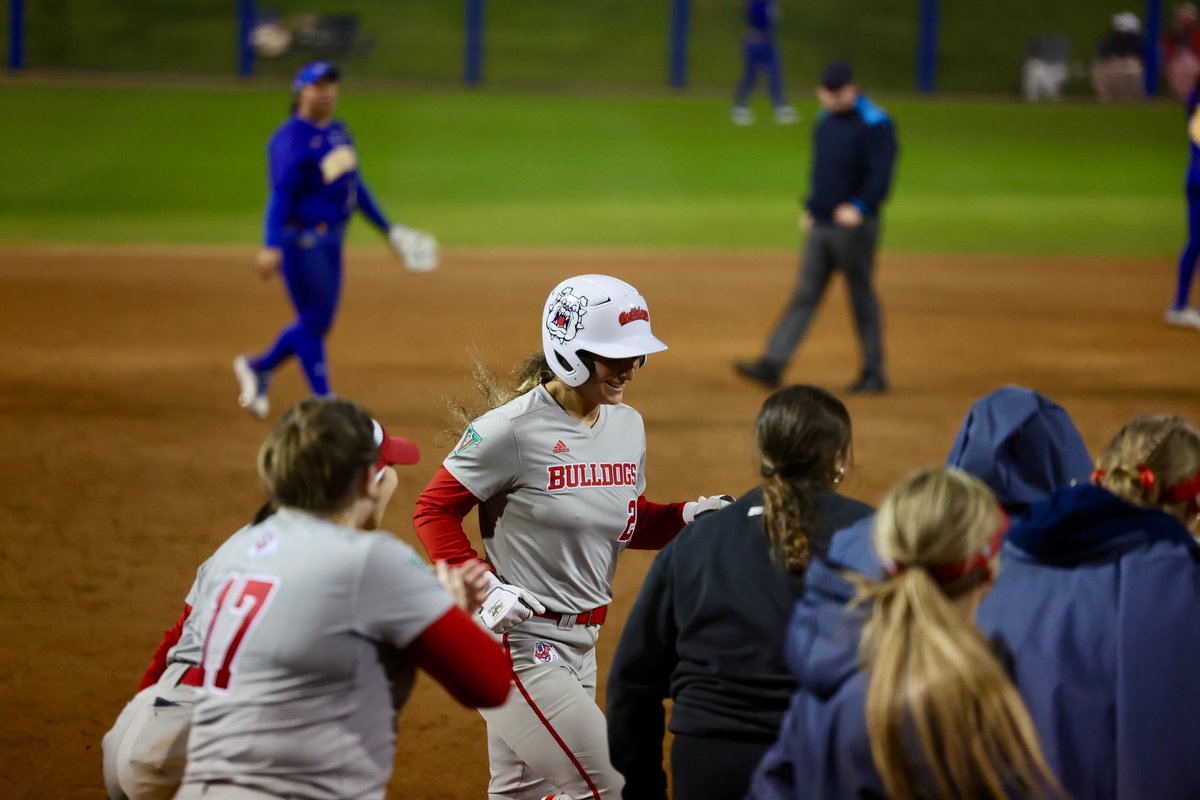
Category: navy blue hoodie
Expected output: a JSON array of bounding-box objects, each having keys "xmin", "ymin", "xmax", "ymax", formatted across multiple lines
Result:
[
  {"xmin": 744, "ymin": 559, "xmax": 886, "ymax": 799},
  {"xmin": 829, "ymin": 386, "xmax": 1093, "ymax": 578},
  {"xmin": 976, "ymin": 485, "xmax": 1200, "ymax": 799}
]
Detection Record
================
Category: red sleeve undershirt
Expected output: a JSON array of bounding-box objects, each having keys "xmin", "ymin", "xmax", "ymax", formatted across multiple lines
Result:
[
  {"xmin": 412, "ymin": 466, "xmax": 485, "ymax": 566},
  {"xmin": 407, "ymin": 607, "xmax": 512, "ymax": 708},
  {"xmin": 628, "ymin": 496, "xmax": 687, "ymax": 551},
  {"xmin": 138, "ymin": 603, "xmax": 192, "ymax": 690}
]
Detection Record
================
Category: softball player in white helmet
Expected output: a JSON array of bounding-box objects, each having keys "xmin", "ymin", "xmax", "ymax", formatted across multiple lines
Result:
[{"xmin": 414, "ymin": 274, "xmax": 733, "ymax": 799}]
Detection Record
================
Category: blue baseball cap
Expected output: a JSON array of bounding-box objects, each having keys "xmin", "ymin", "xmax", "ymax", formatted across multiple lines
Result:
[{"xmin": 292, "ymin": 61, "xmax": 340, "ymax": 93}]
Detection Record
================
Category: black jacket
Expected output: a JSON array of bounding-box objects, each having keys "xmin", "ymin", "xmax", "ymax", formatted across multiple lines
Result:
[
  {"xmin": 805, "ymin": 95, "xmax": 898, "ymax": 223},
  {"xmin": 606, "ymin": 488, "xmax": 873, "ymax": 798}
]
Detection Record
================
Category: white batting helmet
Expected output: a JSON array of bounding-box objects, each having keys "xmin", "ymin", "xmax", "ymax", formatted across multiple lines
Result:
[{"xmin": 541, "ymin": 274, "xmax": 668, "ymax": 388}]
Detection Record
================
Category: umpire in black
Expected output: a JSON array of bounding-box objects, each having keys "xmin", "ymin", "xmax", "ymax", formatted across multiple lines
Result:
[{"xmin": 737, "ymin": 61, "xmax": 899, "ymax": 394}]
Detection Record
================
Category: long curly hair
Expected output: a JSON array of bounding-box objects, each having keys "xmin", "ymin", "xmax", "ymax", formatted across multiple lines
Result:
[{"xmin": 756, "ymin": 385, "xmax": 852, "ymax": 573}]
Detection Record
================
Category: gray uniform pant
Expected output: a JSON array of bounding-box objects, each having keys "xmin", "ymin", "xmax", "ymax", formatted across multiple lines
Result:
[{"xmin": 763, "ymin": 218, "xmax": 885, "ymax": 379}]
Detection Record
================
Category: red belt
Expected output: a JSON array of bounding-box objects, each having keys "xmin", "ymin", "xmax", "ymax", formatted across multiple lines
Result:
[
  {"xmin": 534, "ymin": 605, "xmax": 608, "ymax": 627},
  {"xmin": 179, "ymin": 666, "xmax": 205, "ymax": 687}
]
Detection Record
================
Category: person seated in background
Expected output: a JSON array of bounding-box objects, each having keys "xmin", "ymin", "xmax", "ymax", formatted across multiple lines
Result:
[
  {"xmin": 976, "ymin": 414, "xmax": 1200, "ymax": 800},
  {"xmin": 1165, "ymin": 3, "xmax": 1200, "ymax": 102},
  {"xmin": 746, "ymin": 468, "xmax": 1063, "ymax": 800},
  {"xmin": 606, "ymin": 385, "xmax": 872, "ymax": 800},
  {"xmin": 829, "ymin": 385, "xmax": 1092, "ymax": 578},
  {"xmin": 1092, "ymin": 11, "xmax": 1145, "ymax": 101}
]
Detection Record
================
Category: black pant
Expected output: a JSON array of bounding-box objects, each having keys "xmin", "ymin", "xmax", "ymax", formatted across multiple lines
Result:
[
  {"xmin": 763, "ymin": 218, "xmax": 884, "ymax": 380},
  {"xmin": 671, "ymin": 733, "xmax": 772, "ymax": 800}
]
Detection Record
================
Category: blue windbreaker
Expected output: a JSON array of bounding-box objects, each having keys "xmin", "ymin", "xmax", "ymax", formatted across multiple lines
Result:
[
  {"xmin": 976, "ymin": 484, "xmax": 1200, "ymax": 799},
  {"xmin": 829, "ymin": 386, "xmax": 1093, "ymax": 578}
]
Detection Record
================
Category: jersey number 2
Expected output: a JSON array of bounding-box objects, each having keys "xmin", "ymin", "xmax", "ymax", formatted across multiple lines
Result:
[
  {"xmin": 200, "ymin": 574, "xmax": 281, "ymax": 691},
  {"xmin": 617, "ymin": 499, "xmax": 638, "ymax": 543}
]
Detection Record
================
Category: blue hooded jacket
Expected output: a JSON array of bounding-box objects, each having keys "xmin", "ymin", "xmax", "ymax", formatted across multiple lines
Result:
[
  {"xmin": 744, "ymin": 558, "xmax": 886, "ymax": 800},
  {"xmin": 976, "ymin": 484, "xmax": 1200, "ymax": 799},
  {"xmin": 829, "ymin": 386, "xmax": 1093, "ymax": 578}
]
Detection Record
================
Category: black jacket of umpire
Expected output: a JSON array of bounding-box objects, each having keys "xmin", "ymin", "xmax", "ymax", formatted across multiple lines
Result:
[{"xmin": 606, "ymin": 487, "xmax": 873, "ymax": 800}]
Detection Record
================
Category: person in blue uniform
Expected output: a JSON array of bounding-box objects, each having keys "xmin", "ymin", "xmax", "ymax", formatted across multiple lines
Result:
[
  {"xmin": 1168, "ymin": 82, "xmax": 1200, "ymax": 329},
  {"xmin": 746, "ymin": 468, "xmax": 1062, "ymax": 800},
  {"xmin": 974, "ymin": 414, "xmax": 1200, "ymax": 800},
  {"xmin": 731, "ymin": 0, "xmax": 798, "ymax": 125},
  {"xmin": 233, "ymin": 62, "xmax": 435, "ymax": 419},
  {"xmin": 735, "ymin": 61, "xmax": 898, "ymax": 394},
  {"xmin": 605, "ymin": 385, "xmax": 872, "ymax": 800},
  {"xmin": 829, "ymin": 385, "xmax": 1093, "ymax": 578}
]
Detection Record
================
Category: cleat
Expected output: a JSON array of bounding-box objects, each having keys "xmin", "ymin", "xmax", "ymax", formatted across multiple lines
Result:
[
  {"xmin": 1165, "ymin": 307, "xmax": 1200, "ymax": 330},
  {"xmin": 773, "ymin": 105, "xmax": 800, "ymax": 124},
  {"xmin": 233, "ymin": 356, "xmax": 270, "ymax": 419},
  {"xmin": 731, "ymin": 106, "xmax": 755, "ymax": 126},
  {"xmin": 734, "ymin": 359, "xmax": 782, "ymax": 390},
  {"xmin": 847, "ymin": 373, "xmax": 888, "ymax": 395}
]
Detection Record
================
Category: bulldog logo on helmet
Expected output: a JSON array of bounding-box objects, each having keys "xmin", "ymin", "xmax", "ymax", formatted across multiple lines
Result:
[{"xmin": 546, "ymin": 287, "xmax": 588, "ymax": 345}]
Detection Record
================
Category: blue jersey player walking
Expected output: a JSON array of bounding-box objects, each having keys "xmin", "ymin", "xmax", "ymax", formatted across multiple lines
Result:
[
  {"xmin": 234, "ymin": 62, "xmax": 439, "ymax": 419},
  {"xmin": 1168, "ymin": 84, "xmax": 1200, "ymax": 330},
  {"xmin": 731, "ymin": 0, "xmax": 798, "ymax": 126}
]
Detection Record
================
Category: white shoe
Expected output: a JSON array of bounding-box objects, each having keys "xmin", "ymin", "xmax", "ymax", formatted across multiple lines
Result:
[
  {"xmin": 233, "ymin": 356, "xmax": 270, "ymax": 419},
  {"xmin": 1165, "ymin": 307, "xmax": 1200, "ymax": 329},
  {"xmin": 731, "ymin": 106, "xmax": 755, "ymax": 126},
  {"xmin": 773, "ymin": 105, "xmax": 800, "ymax": 124}
]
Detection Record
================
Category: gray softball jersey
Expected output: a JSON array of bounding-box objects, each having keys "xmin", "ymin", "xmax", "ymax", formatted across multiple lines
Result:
[
  {"xmin": 444, "ymin": 384, "xmax": 647, "ymax": 614},
  {"xmin": 181, "ymin": 507, "xmax": 453, "ymax": 800}
]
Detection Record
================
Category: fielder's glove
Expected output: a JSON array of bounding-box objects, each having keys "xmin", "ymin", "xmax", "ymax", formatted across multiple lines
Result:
[
  {"xmin": 388, "ymin": 224, "xmax": 439, "ymax": 273},
  {"xmin": 682, "ymin": 494, "xmax": 736, "ymax": 524},
  {"xmin": 477, "ymin": 572, "xmax": 547, "ymax": 634}
]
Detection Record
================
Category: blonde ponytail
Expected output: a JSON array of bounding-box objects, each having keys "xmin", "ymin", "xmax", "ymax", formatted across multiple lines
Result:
[
  {"xmin": 856, "ymin": 468, "xmax": 1061, "ymax": 800},
  {"xmin": 447, "ymin": 351, "xmax": 555, "ymax": 433},
  {"xmin": 1094, "ymin": 414, "xmax": 1200, "ymax": 523}
]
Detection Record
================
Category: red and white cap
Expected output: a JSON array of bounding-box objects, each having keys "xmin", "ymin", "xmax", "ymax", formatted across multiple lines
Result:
[{"xmin": 372, "ymin": 419, "xmax": 420, "ymax": 475}]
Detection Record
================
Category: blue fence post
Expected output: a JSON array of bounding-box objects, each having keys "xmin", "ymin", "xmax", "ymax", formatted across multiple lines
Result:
[
  {"xmin": 916, "ymin": 0, "xmax": 939, "ymax": 93},
  {"xmin": 1144, "ymin": 0, "xmax": 1163, "ymax": 95},
  {"xmin": 669, "ymin": 0, "xmax": 691, "ymax": 88},
  {"xmin": 8, "ymin": 0, "xmax": 24, "ymax": 70},
  {"xmin": 237, "ymin": 0, "xmax": 256, "ymax": 77},
  {"xmin": 464, "ymin": 0, "xmax": 485, "ymax": 85}
]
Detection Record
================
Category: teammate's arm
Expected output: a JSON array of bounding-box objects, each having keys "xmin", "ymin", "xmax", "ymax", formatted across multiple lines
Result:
[
  {"xmin": 606, "ymin": 543, "xmax": 679, "ymax": 799},
  {"xmin": 260, "ymin": 132, "xmax": 304, "ymax": 274},
  {"xmin": 407, "ymin": 609, "xmax": 512, "ymax": 708},
  {"xmin": 137, "ymin": 603, "xmax": 192, "ymax": 689}
]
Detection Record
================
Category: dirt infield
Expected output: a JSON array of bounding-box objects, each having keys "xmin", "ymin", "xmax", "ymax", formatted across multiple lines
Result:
[{"xmin": 1, "ymin": 244, "xmax": 1197, "ymax": 798}]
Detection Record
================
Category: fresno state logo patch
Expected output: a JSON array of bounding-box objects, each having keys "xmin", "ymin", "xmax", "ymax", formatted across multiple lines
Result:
[
  {"xmin": 618, "ymin": 307, "xmax": 649, "ymax": 326},
  {"xmin": 546, "ymin": 287, "xmax": 587, "ymax": 344},
  {"xmin": 533, "ymin": 641, "xmax": 561, "ymax": 664}
]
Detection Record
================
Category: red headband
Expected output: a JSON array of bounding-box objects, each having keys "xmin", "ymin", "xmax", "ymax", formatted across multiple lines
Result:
[
  {"xmin": 883, "ymin": 512, "xmax": 1010, "ymax": 583},
  {"xmin": 1093, "ymin": 466, "xmax": 1200, "ymax": 503}
]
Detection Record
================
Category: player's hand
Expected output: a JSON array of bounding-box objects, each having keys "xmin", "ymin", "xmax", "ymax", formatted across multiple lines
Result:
[
  {"xmin": 833, "ymin": 203, "xmax": 864, "ymax": 228},
  {"xmin": 682, "ymin": 494, "xmax": 736, "ymax": 524},
  {"xmin": 256, "ymin": 247, "xmax": 283, "ymax": 280},
  {"xmin": 435, "ymin": 560, "xmax": 494, "ymax": 613},
  {"xmin": 477, "ymin": 572, "xmax": 546, "ymax": 633},
  {"xmin": 799, "ymin": 212, "xmax": 813, "ymax": 232}
]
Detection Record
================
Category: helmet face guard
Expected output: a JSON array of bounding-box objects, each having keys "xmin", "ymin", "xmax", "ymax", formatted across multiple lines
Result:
[{"xmin": 541, "ymin": 274, "xmax": 668, "ymax": 388}]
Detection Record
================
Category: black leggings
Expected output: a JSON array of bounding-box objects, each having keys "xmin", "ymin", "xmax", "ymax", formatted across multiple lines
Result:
[{"xmin": 671, "ymin": 733, "xmax": 772, "ymax": 800}]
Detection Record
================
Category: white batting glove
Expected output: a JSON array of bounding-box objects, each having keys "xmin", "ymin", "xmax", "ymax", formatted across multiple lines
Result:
[
  {"xmin": 682, "ymin": 494, "xmax": 736, "ymax": 524},
  {"xmin": 388, "ymin": 224, "xmax": 439, "ymax": 272},
  {"xmin": 477, "ymin": 572, "xmax": 547, "ymax": 634}
]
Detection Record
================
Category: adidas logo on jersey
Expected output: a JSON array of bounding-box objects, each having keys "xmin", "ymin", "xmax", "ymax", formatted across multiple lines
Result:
[
  {"xmin": 552, "ymin": 440, "xmax": 570, "ymax": 454},
  {"xmin": 546, "ymin": 462, "xmax": 638, "ymax": 492}
]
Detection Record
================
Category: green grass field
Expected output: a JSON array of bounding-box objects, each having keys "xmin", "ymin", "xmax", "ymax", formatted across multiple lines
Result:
[{"xmin": 0, "ymin": 81, "xmax": 1186, "ymax": 256}]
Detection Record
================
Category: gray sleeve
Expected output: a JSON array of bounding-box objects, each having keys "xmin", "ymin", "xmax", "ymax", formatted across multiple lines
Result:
[
  {"xmin": 354, "ymin": 536, "xmax": 455, "ymax": 650},
  {"xmin": 442, "ymin": 411, "xmax": 521, "ymax": 501}
]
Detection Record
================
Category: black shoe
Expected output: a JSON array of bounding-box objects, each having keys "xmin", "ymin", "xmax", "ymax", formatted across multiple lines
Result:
[
  {"xmin": 847, "ymin": 373, "xmax": 888, "ymax": 395},
  {"xmin": 734, "ymin": 359, "xmax": 782, "ymax": 390}
]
